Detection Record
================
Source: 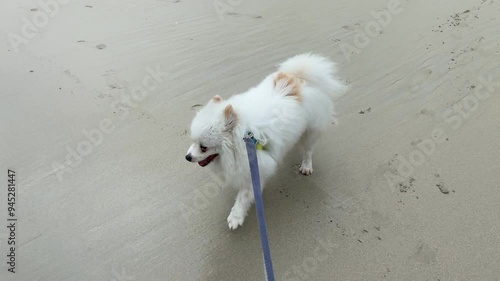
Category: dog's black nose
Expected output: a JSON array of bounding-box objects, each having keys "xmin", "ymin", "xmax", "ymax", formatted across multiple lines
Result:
[{"xmin": 185, "ymin": 154, "xmax": 192, "ymax": 162}]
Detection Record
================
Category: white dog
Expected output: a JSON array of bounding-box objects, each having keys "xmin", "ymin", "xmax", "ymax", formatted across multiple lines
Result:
[{"xmin": 185, "ymin": 54, "xmax": 345, "ymax": 229}]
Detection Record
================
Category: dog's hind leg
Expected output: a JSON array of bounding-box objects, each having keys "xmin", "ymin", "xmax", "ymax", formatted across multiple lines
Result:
[
  {"xmin": 227, "ymin": 188, "xmax": 254, "ymax": 230},
  {"xmin": 299, "ymin": 129, "xmax": 321, "ymax": 175}
]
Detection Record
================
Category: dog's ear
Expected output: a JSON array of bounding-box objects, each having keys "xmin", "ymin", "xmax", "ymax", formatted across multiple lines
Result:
[
  {"xmin": 224, "ymin": 104, "xmax": 237, "ymax": 130},
  {"xmin": 211, "ymin": 95, "xmax": 223, "ymax": 103}
]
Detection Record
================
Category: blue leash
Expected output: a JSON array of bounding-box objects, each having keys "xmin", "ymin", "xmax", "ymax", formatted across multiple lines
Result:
[{"xmin": 243, "ymin": 132, "xmax": 275, "ymax": 281}]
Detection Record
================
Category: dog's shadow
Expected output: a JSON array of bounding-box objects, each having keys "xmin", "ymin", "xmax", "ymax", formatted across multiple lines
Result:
[{"xmin": 200, "ymin": 155, "xmax": 351, "ymax": 280}]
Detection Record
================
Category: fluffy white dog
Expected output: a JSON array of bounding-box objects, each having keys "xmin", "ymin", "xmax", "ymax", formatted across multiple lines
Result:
[{"xmin": 185, "ymin": 54, "xmax": 345, "ymax": 229}]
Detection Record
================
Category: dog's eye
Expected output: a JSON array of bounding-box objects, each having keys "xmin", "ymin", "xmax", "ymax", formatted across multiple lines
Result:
[{"xmin": 200, "ymin": 145, "xmax": 208, "ymax": 152}]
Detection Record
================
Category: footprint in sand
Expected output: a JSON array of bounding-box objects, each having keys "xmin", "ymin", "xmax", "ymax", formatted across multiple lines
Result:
[{"xmin": 434, "ymin": 173, "xmax": 450, "ymax": 194}]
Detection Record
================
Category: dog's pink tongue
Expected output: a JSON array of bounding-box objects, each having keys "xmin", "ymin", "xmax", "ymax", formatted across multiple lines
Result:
[
  {"xmin": 198, "ymin": 159, "xmax": 208, "ymax": 167},
  {"xmin": 198, "ymin": 154, "xmax": 218, "ymax": 167}
]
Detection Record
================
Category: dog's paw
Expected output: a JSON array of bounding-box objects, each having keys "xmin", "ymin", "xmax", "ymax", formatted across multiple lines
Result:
[
  {"xmin": 299, "ymin": 164, "xmax": 313, "ymax": 175},
  {"xmin": 227, "ymin": 212, "xmax": 245, "ymax": 230}
]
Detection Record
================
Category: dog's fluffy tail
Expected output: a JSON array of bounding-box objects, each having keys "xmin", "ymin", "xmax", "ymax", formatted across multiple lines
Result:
[{"xmin": 278, "ymin": 53, "xmax": 347, "ymax": 99}]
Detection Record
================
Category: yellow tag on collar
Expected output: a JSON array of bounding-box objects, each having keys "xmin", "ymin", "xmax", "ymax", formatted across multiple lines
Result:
[{"xmin": 245, "ymin": 131, "xmax": 265, "ymax": 150}]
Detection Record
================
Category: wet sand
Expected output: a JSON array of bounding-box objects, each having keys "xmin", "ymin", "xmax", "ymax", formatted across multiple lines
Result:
[{"xmin": 1, "ymin": 0, "xmax": 500, "ymax": 280}]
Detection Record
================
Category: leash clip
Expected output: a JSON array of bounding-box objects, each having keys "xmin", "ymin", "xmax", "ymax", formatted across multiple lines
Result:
[
  {"xmin": 244, "ymin": 131, "xmax": 263, "ymax": 149},
  {"xmin": 244, "ymin": 131, "xmax": 254, "ymax": 141}
]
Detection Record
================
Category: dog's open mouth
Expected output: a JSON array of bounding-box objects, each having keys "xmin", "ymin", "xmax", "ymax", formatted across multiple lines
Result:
[{"xmin": 198, "ymin": 154, "xmax": 218, "ymax": 167}]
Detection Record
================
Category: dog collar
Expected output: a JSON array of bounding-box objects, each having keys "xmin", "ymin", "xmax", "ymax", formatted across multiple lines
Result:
[{"xmin": 245, "ymin": 131, "xmax": 265, "ymax": 150}]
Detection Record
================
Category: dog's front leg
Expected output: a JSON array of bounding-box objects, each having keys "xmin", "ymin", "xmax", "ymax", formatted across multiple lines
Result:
[{"xmin": 227, "ymin": 187, "xmax": 254, "ymax": 230}]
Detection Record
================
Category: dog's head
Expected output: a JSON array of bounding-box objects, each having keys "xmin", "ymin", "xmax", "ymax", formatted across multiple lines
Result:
[{"xmin": 185, "ymin": 95, "xmax": 238, "ymax": 167}]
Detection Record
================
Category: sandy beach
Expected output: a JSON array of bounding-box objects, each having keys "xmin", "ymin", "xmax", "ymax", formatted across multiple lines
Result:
[{"xmin": 1, "ymin": 0, "xmax": 500, "ymax": 280}]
